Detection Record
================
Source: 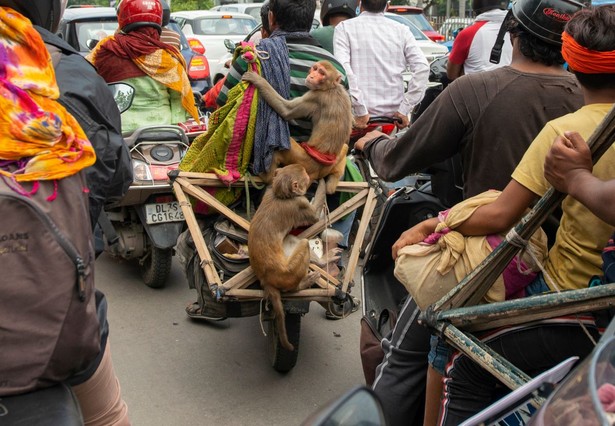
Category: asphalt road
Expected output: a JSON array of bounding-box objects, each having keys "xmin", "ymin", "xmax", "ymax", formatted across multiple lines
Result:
[{"xmin": 95, "ymin": 253, "xmax": 365, "ymax": 426}]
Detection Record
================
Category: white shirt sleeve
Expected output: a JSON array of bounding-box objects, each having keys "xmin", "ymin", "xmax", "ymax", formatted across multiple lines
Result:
[
  {"xmin": 334, "ymin": 23, "xmax": 368, "ymax": 117},
  {"xmin": 399, "ymin": 31, "xmax": 429, "ymax": 116}
]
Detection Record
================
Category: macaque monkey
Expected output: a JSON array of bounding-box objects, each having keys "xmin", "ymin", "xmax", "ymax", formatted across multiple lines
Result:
[
  {"xmin": 248, "ymin": 164, "xmax": 326, "ymax": 351},
  {"xmin": 242, "ymin": 60, "xmax": 353, "ymax": 194}
]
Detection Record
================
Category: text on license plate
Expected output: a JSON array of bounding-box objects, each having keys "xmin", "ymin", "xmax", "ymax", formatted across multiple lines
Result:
[{"xmin": 145, "ymin": 201, "xmax": 184, "ymax": 224}]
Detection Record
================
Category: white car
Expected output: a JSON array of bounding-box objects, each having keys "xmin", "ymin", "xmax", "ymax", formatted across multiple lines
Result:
[
  {"xmin": 171, "ymin": 10, "xmax": 258, "ymax": 84},
  {"xmin": 209, "ymin": 2, "xmax": 264, "ymax": 21}
]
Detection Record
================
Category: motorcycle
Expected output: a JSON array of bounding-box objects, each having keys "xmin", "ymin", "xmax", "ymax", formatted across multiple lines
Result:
[{"xmin": 102, "ymin": 83, "xmax": 193, "ymax": 288}]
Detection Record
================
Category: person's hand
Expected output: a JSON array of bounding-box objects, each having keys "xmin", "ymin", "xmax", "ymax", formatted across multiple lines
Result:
[
  {"xmin": 353, "ymin": 114, "xmax": 370, "ymax": 130},
  {"xmin": 394, "ymin": 112, "xmax": 410, "ymax": 130},
  {"xmin": 392, "ymin": 217, "xmax": 439, "ymax": 260},
  {"xmin": 544, "ymin": 131, "xmax": 592, "ymax": 194},
  {"xmin": 354, "ymin": 130, "xmax": 388, "ymax": 151}
]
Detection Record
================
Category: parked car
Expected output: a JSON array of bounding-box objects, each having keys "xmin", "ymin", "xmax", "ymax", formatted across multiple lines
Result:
[
  {"xmin": 171, "ymin": 11, "xmax": 258, "ymax": 84},
  {"xmin": 384, "ymin": 13, "xmax": 449, "ymax": 63},
  {"xmin": 209, "ymin": 2, "xmax": 264, "ymax": 21},
  {"xmin": 56, "ymin": 7, "xmax": 213, "ymax": 96},
  {"xmin": 386, "ymin": 5, "xmax": 445, "ymax": 42}
]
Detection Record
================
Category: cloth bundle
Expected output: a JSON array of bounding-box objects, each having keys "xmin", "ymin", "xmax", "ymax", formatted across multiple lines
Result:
[{"xmin": 394, "ymin": 190, "xmax": 549, "ymax": 310}]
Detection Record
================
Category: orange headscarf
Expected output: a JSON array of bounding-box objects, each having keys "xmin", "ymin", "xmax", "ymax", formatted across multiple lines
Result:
[
  {"xmin": 562, "ymin": 31, "xmax": 615, "ymax": 74},
  {"xmin": 0, "ymin": 7, "xmax": 95, "ymax": 182},
  {"xmin": 88, "ymin": 28, "xmax": 200, "ymax": 123}
]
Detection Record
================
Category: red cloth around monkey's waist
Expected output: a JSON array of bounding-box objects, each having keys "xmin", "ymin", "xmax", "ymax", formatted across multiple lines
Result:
[
  {"xmin": 300, "ymin": 143, "xmax": 337, "ymax": 165},
  {"xmin": 289, "ymin": 226, "xmax": 309, "ymax": 236}
]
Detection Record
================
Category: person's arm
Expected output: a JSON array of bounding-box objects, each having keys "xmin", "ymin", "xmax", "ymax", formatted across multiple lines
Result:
[
  {"xmin": 354, "ymin": 86, "xmax": 467, "ymax": 181},
  {"xmin": 446, "ymin": 26, "xmax": 473, "ymax": 81},
  {"xmin": 333, "ymin": 24, "xmax": 369, "ymax": 126},
  {"xmin": 545, "ymin": 131, "xmax": 615, "ymax": 226},
  {"xmin": 446, "ymin": 61, "xmax": 464, "ymax": 81},
  {"xmin": 216, "ymin": 55, "xmax": 249, "ymax": 106},
  {"xmin": 392, "ymin": 179, "xmax": 537, "ymax": 259},
  {"xmin": 400, "ymin": 30, "xmax": 429, "ymax": 118}
]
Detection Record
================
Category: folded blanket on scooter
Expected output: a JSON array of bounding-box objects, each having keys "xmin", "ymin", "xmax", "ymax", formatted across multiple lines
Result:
[
  {"xmin": 180, "ymin": 43, "xmax": 261, "ymax": 208},
  {"xmin": 394, "ymin": 190, "xmax": 548, "ymax": 310}
]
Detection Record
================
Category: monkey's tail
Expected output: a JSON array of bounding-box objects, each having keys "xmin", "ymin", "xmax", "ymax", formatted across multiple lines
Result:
[{"xmin": 264, "ymin": 286, "xmax": 294, "ymax": 352}]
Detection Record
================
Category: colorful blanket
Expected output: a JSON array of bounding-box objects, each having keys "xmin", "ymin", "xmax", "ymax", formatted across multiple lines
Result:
[{"xmin": 179, "ymin": 43, "xmax": 260, "ymax": 208}]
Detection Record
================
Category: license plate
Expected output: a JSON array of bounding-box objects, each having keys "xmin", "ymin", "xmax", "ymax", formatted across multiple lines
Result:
[{"xmin": 145, "ymin": 201, "xmax": 184, "ymax": 224}]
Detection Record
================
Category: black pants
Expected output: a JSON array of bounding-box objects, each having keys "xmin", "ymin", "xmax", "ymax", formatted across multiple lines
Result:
[
  {"xmin": 439, "ymin": 320, "xmax": 600, "ymax": 425},
  {"xmin": 372, "ymin": 296, "xmax": 430, "ymax": 426}
]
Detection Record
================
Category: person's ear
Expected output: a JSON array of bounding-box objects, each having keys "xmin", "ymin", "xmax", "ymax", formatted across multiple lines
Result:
[{"xmin": 268, "ymin": 10, "xmax": 276, "ymax": 30}]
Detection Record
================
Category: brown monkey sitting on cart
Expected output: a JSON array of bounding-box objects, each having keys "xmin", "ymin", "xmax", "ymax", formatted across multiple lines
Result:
[
  {"xmin": 242, "ymin": 60, "xmax": 353, "ymax": 194},
  {"xmin": 248, "ymin": 164, "xmax": 325, "ymax": 351}
]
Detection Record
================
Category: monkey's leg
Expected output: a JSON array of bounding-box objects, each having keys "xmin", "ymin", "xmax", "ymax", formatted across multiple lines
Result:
[
  {"xmin": 311, "ymin": 178, "xmax": 327, "ymax": 218},
  {"xmin": 325, "ymin": 145, "xmax": 349, "ymax": 194},
  {"xmin": 282, "ymin": 239, "xmax": 316, "ymax": 292}
]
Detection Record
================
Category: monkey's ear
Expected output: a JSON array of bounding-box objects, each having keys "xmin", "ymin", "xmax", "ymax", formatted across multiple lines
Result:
[
  {"xmin": 291, "ymin": 180, "xmax": 300, "ymax": 193},
  {"xmin": 335, "ymin": 72, "xmax": 342, "ymax": 84}
]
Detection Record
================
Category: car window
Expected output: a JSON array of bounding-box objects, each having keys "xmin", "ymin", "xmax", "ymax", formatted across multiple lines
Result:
[
  {"xmin": 219, "ymin": 6, "xmax": 239, "ymax": 12},
  {"xmin": 75, "ymin": 20, "xmax": 118, "ymax": 51},
  {"xmin": 404, "ymin": 14, "xmax": 434, "ymax": 32},
  {"xmin": 384, "ymin": 15, "xmax": 428, "ymax": 41},
  {"xmin": 245, "ymin": 7, "xmax": 262, "ymax": 21},
  {"xmin": 193, "ymin": 17, "xmax": 257, "ymax": 35}
]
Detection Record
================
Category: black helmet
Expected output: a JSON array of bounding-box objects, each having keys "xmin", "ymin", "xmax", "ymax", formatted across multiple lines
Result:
[
  {"xmin": 160, "ymin": 0, "xmax": 170, "ymax": 27},
  {"xmin": 320, "ymin": 0, "xmax": 358, "ymax": 26},
  {"xmin": 472, "ymin": 0, "xmax": 506, "ymax": 14},
  {"xmin": 490, "ymin": 0, "xmax": 584, "ymax": 63},
  {"xmin": 0, "ymin": 0, "xmax": 64, "ymax": 33},
  {"xmin": 511, "ymin": 0, "xmax": 584, "ymax": 44}
]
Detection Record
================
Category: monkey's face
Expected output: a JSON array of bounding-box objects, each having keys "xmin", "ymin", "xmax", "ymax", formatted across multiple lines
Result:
[{"xmin": 305, "ymin": 61, "xmax": 341, "ymax": 91}]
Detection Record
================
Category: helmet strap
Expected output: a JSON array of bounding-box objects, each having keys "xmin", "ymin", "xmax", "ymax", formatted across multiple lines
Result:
[{"xmin": 490, "ymin": 9, "xmax": 512, "ymax": 64}]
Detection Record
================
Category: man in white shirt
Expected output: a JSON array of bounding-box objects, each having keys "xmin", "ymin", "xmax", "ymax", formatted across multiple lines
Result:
[
  {"xmin": 446, "ymin": 0, "xmax": 512, "ymax": 81},
  {"xmin": 333, "ymin": 0, "xmax": 429, "ymax": 130}
]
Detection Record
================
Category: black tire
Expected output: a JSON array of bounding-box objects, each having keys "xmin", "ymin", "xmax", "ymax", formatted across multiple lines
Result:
[
  {"xmin": 268, "ymin": 312, "xmax": 301, "ymax": 373},
  {"xmin": 141, "ymin": 247, "xmax": 173, "ymax": 288}
]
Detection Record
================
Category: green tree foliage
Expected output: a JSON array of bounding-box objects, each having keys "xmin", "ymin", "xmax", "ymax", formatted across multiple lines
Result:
[
  {"xmin": 66, "ymin": 0, "xmax": 213, "ymax": 11},
  {"xmin": 170, "ymin": 0, "xmax": 214, "ymax": 11}
]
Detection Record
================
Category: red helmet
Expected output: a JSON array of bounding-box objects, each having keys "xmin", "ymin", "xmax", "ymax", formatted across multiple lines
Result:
[{"xmin": 117, "ymin": 0, "xmax": 163, "ymax": 34}]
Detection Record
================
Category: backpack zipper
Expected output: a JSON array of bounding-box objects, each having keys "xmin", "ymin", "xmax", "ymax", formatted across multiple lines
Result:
[{"xmin": 0, "ymin": 192, "xmax": 88, "ymax": 301}]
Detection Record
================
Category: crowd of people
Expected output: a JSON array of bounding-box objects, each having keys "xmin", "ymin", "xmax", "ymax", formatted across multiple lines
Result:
[{"xmin": 2, "ymin": 0, "xmax": 615, "ymax": 424}]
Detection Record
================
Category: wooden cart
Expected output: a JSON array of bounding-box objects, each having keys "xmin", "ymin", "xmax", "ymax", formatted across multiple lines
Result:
[{"xmin": 171, "ymin": 170, "xmax": 379, "ymax": 371}]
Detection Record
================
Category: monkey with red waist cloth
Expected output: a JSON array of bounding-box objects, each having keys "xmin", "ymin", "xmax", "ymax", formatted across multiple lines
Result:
[{"xmin": 242, "ymin": 60, "xmax": 353, "ymax": 194}]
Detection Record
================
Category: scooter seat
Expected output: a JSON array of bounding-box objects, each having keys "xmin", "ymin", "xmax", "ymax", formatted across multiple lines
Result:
[{"xmin": 0, "ymin": 383, "xmax": 83, "ymax": 425}]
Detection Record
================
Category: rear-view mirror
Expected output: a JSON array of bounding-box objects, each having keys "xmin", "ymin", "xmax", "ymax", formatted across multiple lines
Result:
[
  {"xmin": 108, "ymin": 83, "xmax": 135, "ymax": 114},
  {"xmin": 301, "ymin": 387, "xmax": 386, "ymax": 426}
]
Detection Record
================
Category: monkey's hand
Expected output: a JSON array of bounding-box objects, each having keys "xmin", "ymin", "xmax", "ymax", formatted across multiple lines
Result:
[{"xmin": 242, "ymin": 70, "xmax": 262, "ymax": 86}]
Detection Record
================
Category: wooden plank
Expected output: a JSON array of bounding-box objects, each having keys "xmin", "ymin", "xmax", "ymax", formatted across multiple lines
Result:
[
  {"xmin": 428, "ymin": 284, "xmax": 615, "ymax": 332},
  {"xmin": 298, "ymin": 189, "xmax": 368, "ymax": 239},
  {"xmin": 172, "ymin": 181, "xmax": 222, "ymax": 287},
  {"xmin": 226, "ymin": 288, "xmax": 336, "ymax": 298},
  {"xmin": 177, "ymin": 171, "xmax": 366, "ymax": 191},
  {"xmin": 343, "ymin": 187, "xmax": 378, "ymax": 292},
  {"xmin": 177, "ymin": 177, "xmax": 251, "ymax": 232}
]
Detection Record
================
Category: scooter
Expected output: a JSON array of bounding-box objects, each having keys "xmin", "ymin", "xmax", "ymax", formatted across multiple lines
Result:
[{"xmin": 101, "ymin": 83, "xmax": 192, "ymax": 288}]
